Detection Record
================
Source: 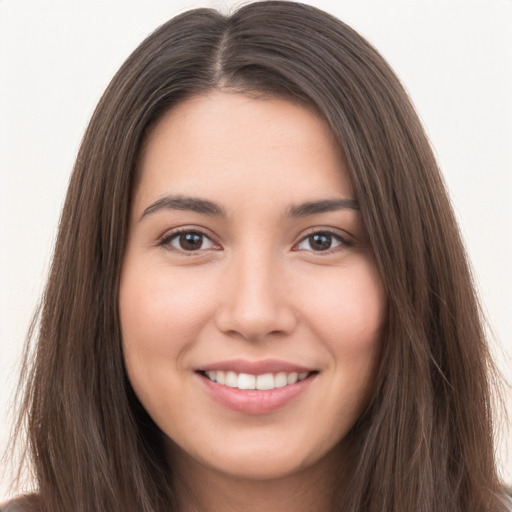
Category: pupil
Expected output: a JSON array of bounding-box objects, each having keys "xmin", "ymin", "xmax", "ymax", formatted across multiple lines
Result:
[
  {"xmin": 180, "ymin": 232, "xmax": 203, "ymax": 250},
  {"xmin": 310, "ymin": 233, "xmax": 331, "ymax": 251}
]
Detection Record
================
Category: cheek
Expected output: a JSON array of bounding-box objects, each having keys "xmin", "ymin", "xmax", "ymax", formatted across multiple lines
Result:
[
  {"xmin": 301, "ymin": 258, "xmax": 385, "ymax": 419},
  {"xmin": 117, "ymin": 260, "xmax": 217, "ymax": 404},
  {"xmin": 304, "ymin": 259, "xmax": 386, "ymax": 350},
  {"xmin": 119, "ymin": 263, "xmax": 212, "ymax": 351},
  {"xmin": 118, "ymin": 262, "xmax": 215, "ymax": 426}
]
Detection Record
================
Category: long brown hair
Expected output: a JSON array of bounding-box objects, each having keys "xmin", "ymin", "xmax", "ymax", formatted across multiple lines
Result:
[{"xmin": 10, "ymin": 2, "xmax": 509, "ymax": 511}]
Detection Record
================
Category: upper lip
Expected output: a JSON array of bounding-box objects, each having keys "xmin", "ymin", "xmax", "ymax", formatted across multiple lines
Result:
[{"xmin": 198, "ymin": 358, "xmax": 314, "ymax": 375}]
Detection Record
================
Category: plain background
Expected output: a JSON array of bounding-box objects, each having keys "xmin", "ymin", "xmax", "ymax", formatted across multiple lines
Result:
[{"xmin": 1, "ymin": 0, "xmax": 511, "ymax": 500}]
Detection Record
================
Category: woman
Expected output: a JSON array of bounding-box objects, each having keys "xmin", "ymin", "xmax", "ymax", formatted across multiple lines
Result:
[{"xmin": 4, "ymin": 1, "xmax": 510, "ymax": 511}]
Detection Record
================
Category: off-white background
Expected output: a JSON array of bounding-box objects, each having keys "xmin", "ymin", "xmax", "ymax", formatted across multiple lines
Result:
[{"xmin": 1, "ymin": 0, "xmax": 511, "ymax": 501}]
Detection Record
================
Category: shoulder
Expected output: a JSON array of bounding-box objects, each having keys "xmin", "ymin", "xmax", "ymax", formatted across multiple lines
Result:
[
  {"xmin": 1, "ymin": 495, "xmax": 40, "ymax": 512},
  {"xmin": 504, "ymin": 487, "xmax": 512, "ymax": 512},
  {"xmin": 1, "ymin": 501, "xmax": 28, "ymax": 512},
  {"xmin": 1, "ymin": 503, "xmax": 25, "ymax": 512}
]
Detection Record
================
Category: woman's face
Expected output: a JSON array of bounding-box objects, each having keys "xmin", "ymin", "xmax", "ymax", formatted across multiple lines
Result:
[{"xmin": 119, "ymin": 92, "xmax": 386, "ymax": 481}]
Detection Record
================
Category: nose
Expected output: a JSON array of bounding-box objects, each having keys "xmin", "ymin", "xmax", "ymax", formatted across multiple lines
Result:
[{"xmin": 214, "ymin": 250, "xmax": 298, "ymax": 342}]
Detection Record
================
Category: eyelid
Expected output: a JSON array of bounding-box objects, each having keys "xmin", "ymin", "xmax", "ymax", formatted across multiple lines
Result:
[
  {"xmin": 158, "ymin": 226, "xmax": 221, "ymax": 253},
  {"xmin": 292, "ymin": 227, "xmax": 353, "ymax": 254},
  {"xmin": 156, "ymin": 225, "xmax": 354, "ymax": 255}
]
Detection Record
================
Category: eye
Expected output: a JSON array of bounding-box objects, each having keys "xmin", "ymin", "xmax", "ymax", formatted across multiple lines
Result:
[
  {"xmin": 295, "ymin": 231, "xmax": 347, "ymax": 252},
  {"xmin": 161, "ymin": 230, "xmax": 218, "ymax": 252}
]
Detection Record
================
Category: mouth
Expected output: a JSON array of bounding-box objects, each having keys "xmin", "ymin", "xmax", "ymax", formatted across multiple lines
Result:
[
  {"xmin": 195, "ymin": 360, "xmax": 318, "ymax": 414},
  {"xmin": 199, "ymin": 370, "xmax": 313, "ymax": 390}
]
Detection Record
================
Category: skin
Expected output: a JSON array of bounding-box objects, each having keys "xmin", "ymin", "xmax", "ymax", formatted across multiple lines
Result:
[{"xmin": 119, "ymin": 92, "xmax": 386, "ymax": 512}]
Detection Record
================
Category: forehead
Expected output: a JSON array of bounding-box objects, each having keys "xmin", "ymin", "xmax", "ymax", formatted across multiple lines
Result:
[{"xmin": 135, "ymin": 92, "xmax": 353, "ymax": 212}]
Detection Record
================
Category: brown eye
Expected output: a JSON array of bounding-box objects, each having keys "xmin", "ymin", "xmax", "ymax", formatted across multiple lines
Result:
[
  {"xmin": 296, "ymin": 231, "xmax": 346, "ymax": 252},
  {"xmin": 163, "ymin": 230, "xmax": 216, "ymax": 252},
  {"xmin": 309, "ymin": 233, "xmax": 333, "ymax": 251},
  {"xmin": 179, "ymin": 232, "xmax": 204, "ymax": 250}
]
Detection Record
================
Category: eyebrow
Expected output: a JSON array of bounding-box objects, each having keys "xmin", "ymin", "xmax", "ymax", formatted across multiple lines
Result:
[
  {"xmin": 286, "ymin": 198, "xmax": 359, "ymax": 217},
  {"xmin": 140, "ymin": 195, "xmax": 359, "ymax": 221},
  {"xmin": 140, "ymin": 195, "xmax": 226, "ymax": 220}
]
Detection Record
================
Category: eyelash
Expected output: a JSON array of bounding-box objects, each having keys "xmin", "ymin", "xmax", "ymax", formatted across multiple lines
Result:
[
  {"xmin": 158, "ymin": 227, "xmax": 219, "ymax": 254},
  {"xmin": 158, "ymin": 227, "xmax": 353, "ymax": 255},
  {"xmin": 293, "ymin": 229, "xmax": 353, "ymax": 254}
]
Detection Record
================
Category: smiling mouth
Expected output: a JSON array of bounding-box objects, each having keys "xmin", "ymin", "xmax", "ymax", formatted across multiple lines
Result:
[
  {"xmin": 197, "ymin": 365, "xmax": 318, "ymax": 414},
  {"xmin": 199, "ymin": 370, "xmax": 315, "ymax": 391}
]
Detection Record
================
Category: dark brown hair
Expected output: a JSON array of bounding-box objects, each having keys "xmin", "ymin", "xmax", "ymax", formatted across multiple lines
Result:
[{"xmin": 10, "ymin": 2, "xmax": 509, "ymax": 511}]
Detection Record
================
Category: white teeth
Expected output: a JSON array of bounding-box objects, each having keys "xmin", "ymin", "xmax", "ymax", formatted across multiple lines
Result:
[
  {"xmin": 287, "ymin": 372, "xmax": 298, "ymax": 385},
  {"xmin": 203, "ymin": 370, "xmax": 311, "ymax": 390},
  {"xmin": 256, "ymin": 373, "xmax": 274, "ymax": 390},
  {"xmin": 274, "ymin": 372, "xmax": 288, "ymax": 388},
  {"xmin": 237, "ymin": 373, "xmax": 256, "ymax": 390},
  {"xmin": 225, "ymin": 371, "xmax": 238, "ymax": 388}
]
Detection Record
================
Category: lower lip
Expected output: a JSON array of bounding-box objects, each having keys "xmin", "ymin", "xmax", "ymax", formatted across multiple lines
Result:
[{"xmin": 198, "ymin": 373, "xmax": 316, "ymax": 415}]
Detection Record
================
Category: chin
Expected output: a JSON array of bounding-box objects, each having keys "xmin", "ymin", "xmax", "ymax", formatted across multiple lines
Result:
[
  {"xmin": 205, "ymin": 452, "xmax": 313, "ymax": 481},
  {"xmin": 167, "ymin": 429, "xmax": 343, "ymax": 484}
]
